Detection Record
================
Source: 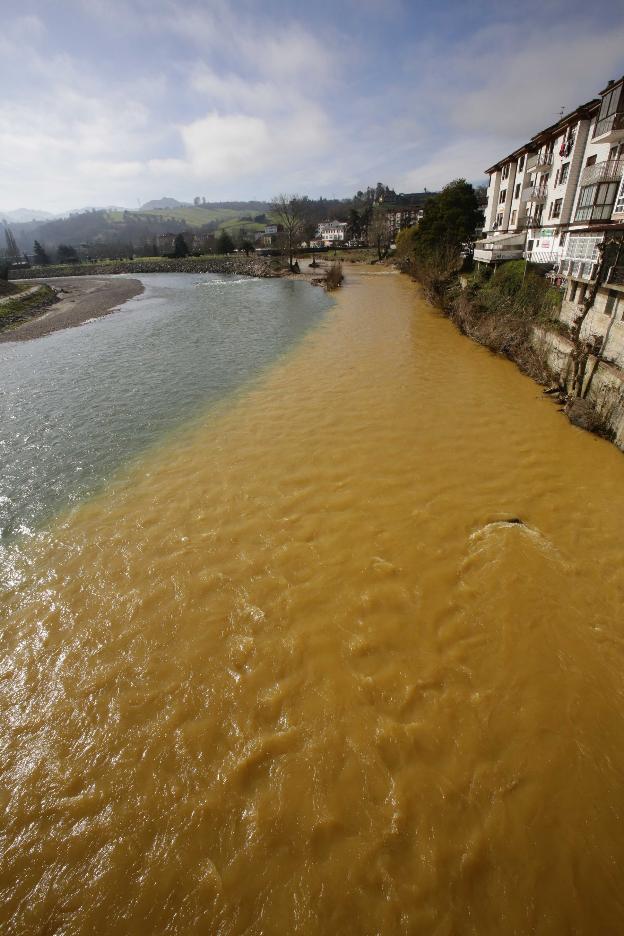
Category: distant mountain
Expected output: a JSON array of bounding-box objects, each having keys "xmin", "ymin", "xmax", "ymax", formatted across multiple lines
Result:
[
  {"xmin": 140, "ymin": 197, "xmax": 191, "ymax": 210},
  {"xmin": 1, "ymin": 208, "xmax": 57, "ymax": 223}
]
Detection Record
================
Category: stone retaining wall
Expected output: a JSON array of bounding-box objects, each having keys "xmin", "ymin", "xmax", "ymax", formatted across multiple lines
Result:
[
  {"xmin": 533, "ymin": 326, "xmax": 624, "ymax": 449},
  {"xmin": 9, "ymin": 256, "xmax": 278, "ymax": 280}
]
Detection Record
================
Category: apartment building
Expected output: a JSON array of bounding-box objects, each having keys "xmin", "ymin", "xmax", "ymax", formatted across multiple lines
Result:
[
  {"xmin": 477, "ymin": 76, "xmax": 624, "ymax": 365},
  {"xmin": 478, "ymin": 100, "xmax": 597, "ymax": 265},
  {"xmin": 385, "ymin": 206, "xmax": 424, "ymax": 238}
]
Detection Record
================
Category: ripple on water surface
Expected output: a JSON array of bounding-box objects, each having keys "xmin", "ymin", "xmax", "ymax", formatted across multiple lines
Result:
[
  {"xmin": 3, "ymin": 270, "xmax": 624, "ymax": 933},
  {"xmin": 0, "ymin": 272, "xmax": 331, "ymax": 541}
]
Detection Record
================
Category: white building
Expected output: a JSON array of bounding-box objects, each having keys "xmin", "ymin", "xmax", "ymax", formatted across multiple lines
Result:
[
  {"xmin": 316, "ymin": 221, "xmax": 348, "ymax": 246},
  {"xmin": 478, "ymin": 75, "xmax": 624, "ymax": 365}
]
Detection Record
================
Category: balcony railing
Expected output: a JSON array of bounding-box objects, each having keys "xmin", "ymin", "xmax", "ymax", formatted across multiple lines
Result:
[
  {"xmin": 521, "ymin": 185, "xmax": 548, "ymax": 203},
  {"xmin": 579, "ymin": 158, "xmax": 624, "ymax": 186},
  {"xmin": 593, "ymin": 112, "xmax": 624, "ymax": 139},
  {"xmin": 534, "ymin": 152, "xmax": 554, "ymax": 170},
  {"xmin": 593, "ymin": 111, "xmax": 624, "ymax": 139},
  {"xmin": 525, "ymin": 248, "xmax": 563, "ymax": 265},
  {"xmin": 474, "ymin": 241, "xmax": 526, "ymax": 263}
]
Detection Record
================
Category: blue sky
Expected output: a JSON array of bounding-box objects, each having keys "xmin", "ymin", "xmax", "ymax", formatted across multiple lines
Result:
[{"xmin": 2, "ymin": 0, "xmax": 624, "ymax": 212}]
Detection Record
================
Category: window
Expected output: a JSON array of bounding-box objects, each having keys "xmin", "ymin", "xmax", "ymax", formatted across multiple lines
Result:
[
  {"xmin": 586, "ymin": 154, "xmax": 597, "ymax": 167},
  {"xmin": 518, "ymin": 155, "xmax": 525, "ymax": 171},
  {"xmin": 511, "ymin": 209, "xmax": 517, "ymax": 225},
  {"xmin": 604, "ymin": 290, "xmax": 620, "ymax": 317},
  {"xmin": 495, "ymin": 212, "xmax": 503, "ymax": 228},
  {"xmin": 499, "ymin": 189, "xmax": 507, "ymax": 204},
  {"xmin": 502, "ymin": 164, "xmax": 510, "ymax": 180},
  {"xmin": 550, "ymin": 199, "xmax": 563, "ymax": 219},
  {"xmin": 575, "ymin": 182, "xmax": 619, "ymax": 221},
  {"xmin": 615, "ymin": 178, "xmax": 624, "ymax": 215},
  {"xmin": 559, "ymin": 162, "xmax": 569, "ymax": 185},
  {"xmin": 598, "ymin": 85, "xmax": 622, "ymax": 121},
  {"xmin": 514, "ymin": 183, "xmax": 520, "ymax": 199},
  {"xmin": 564, "ymin": 235, "xmax": 602, "ymax": 262}
]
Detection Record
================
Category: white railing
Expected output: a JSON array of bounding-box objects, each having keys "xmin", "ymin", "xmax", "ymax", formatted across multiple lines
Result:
[
  {"xmin": 525, "ymin": 248, "xmax": 563, "ymax": 264},
  {"xmin": 579, "ymin": 158, "xmax": 624, "ymax": 186},
  {"xmin": 535, "ymin": 151, "xmax": 554, "ymax": 169},
  {"xmin": 521, "ymin": 185, "xmax": 548, "ymax": 202}
]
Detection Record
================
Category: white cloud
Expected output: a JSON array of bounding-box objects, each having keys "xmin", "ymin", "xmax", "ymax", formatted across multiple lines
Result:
[
  {"xmin": 181, "ymin": 112, "xmax": 271, "ymax": 176},
  {"xmin": 398, "ymin": 137, "xmax": 508, "ymax": 191},
  {"xmin": 190, "ymin": 68, "xmax": 279, "ymax": 113},
  {"xmin": 2, "ymin": 1, "xmax": 624, "ymax": 210}
]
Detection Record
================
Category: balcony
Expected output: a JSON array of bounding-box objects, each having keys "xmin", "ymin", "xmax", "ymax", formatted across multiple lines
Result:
[
  {"xmin": 580, "ymin": 157, "xmax": 624, "ymax": 186},
  {"xmin": 474, "ymin": 236, "xmax": 526, "ymax": 264},
  {"xmin": 521, "ymin": 185, "xmax": 548, "ymax": 203},
  {"xmin": 534, "ymin": 152, "xmax": 554, "ymax": 172},
  {"xmin": 525, "ymin": 247, "xmax": 563, "ymax": 265},
  {"xmin": 593, "ymin": 111, "xmax": 624, "ymax": 143}
]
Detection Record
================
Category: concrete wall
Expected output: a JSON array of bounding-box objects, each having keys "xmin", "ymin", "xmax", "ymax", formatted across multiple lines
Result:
[
  {"xmin": 485, "ymin": 171, "xmax": 501, "ymax": 230},
  {"xmin": 533, "ymin": 325, "xmax": 624, "ymax": 449},
  {"xmin": 560, "ymin": 285, "xmax": 624, "ymax": 368}
]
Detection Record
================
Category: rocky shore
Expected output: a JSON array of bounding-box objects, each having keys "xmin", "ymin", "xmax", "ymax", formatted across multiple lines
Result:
[{"xmin": 9, "ymin": 256, "xmax": 277, "ymax": 281}]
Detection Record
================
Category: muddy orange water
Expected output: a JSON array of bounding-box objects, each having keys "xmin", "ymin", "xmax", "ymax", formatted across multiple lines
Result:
[{"xmin": 2, "ymin": 269, "xmax": 624, "ymax": 934}]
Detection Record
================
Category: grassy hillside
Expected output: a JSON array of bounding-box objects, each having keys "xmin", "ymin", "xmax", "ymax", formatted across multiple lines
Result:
[
  {"xmin": 10, "ymin": 205, "xmax": 274, "ymax": 252},
  {"xmin": 107, "ymin": 206, "xmax": 241, "ymax": 226}
]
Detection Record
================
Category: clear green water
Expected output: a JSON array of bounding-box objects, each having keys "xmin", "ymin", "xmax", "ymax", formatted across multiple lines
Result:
[{"xmin": 0, "ymin": 273, "xmax": 331, "ymax": 540}]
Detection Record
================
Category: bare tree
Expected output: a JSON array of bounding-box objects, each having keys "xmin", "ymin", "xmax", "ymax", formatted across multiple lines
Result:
[
  {"xmin": 570, "ymin": 234, "xmax": 624, "ymax": 398},
  {"xmin": 270, "ymin": 194, "xmax": 307, "ymax": 270},
  {"xmin": 367, "ymin": 205, "xmax": 392, "ymax": 260}
]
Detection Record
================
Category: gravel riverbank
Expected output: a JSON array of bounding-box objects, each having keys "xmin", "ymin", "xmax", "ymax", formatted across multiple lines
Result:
[{"xmin": 0, "ymin": 277, "xmax": 144, "ymax": 343}]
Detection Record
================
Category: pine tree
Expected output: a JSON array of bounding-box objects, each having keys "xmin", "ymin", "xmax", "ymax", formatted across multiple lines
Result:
[
  {"xmin": 173, "ymin": 233, "xmax": 189, "ymax": 258},
  {"xmin": 216, "ymin": 230, "xmax": 235, "ymax": 255},
  {"xmin": 33, "ymin": 241, "xmax": 50, "ymax": 265}
]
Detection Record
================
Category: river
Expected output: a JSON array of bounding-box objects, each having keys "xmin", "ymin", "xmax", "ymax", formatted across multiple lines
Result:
[{"xmin": 2, "ymin": 268, "xmax": 624, "ymax": 934}]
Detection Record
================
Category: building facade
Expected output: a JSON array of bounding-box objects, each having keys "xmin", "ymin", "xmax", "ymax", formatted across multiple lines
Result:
[
  {"xmin": 316, "ymin": 221, "xmax": 348, "ymax": 246},
  {"xmin": 477, "ymin": 76, "xmax": 624, "ymax": 365}
]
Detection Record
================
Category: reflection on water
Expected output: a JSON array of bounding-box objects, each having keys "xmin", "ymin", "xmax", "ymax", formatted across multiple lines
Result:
[
  {"xmin": 0, "ymin": 273, "xmax": 330, "ymax": 539},
  {"xmin": 2, "ymin": 269, "xmax": 624, "ymax": 934}
]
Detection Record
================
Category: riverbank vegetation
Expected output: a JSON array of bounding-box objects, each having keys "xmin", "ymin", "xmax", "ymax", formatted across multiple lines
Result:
[
  {"xmin": 397, "ymin": 179, "xmax": 624, "ymax": 443},
  {"xmin": 397, "ymin": 180, "xmax": 562, "ymax": 375},
  {"xmin": 446, "ymin": 263, "xmax": 562, "ymax": 383},
  {"xmin": 0, "ymin": 284, "xmax": 57, "ymax": 332}
]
